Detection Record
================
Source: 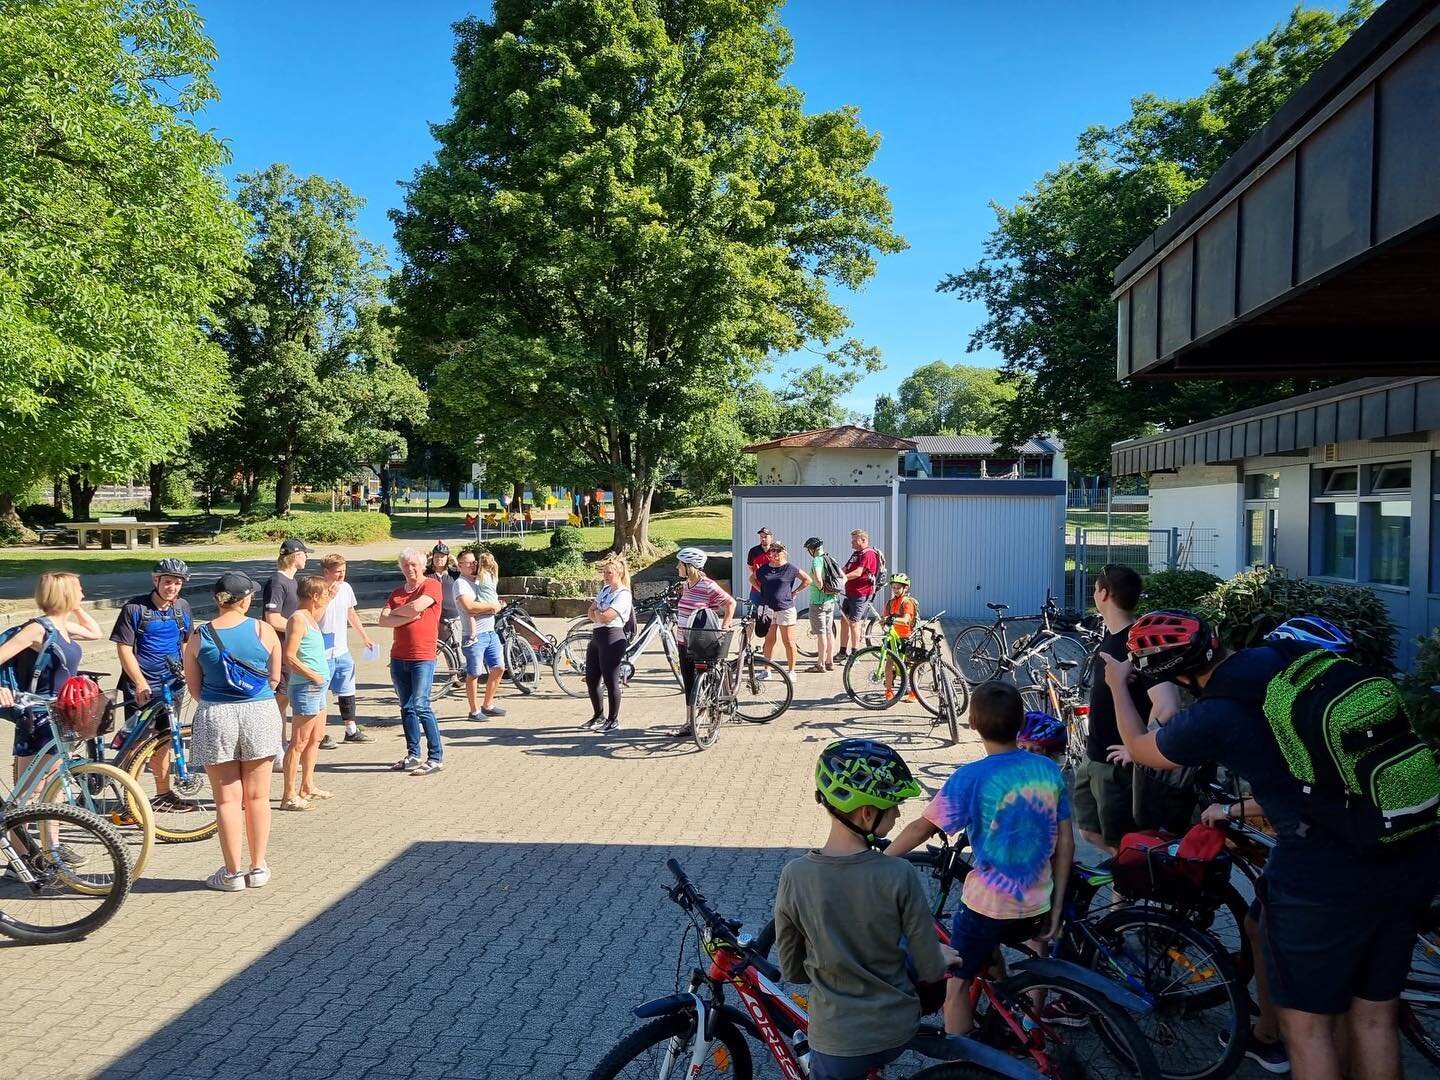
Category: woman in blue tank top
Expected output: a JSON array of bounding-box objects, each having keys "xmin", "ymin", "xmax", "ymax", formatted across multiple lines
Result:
[{"xmin": 182, "ymin": 572, "xmax": 283, "ymax": 893}]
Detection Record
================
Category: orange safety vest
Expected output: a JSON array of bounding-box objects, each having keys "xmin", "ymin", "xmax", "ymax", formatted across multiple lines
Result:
[{"xmin": 886, "ymin": 595, "xmax": 918, "ymax": 638}]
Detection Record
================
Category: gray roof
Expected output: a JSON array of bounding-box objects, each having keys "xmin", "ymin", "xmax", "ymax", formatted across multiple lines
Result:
[{"xmin": 908, "ymin": 435, "xmax": 1064, "ymax": 456}]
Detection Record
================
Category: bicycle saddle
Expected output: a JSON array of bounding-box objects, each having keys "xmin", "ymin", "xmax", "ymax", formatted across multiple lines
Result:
[
  {"xmin": 1056, "ymin": 659, "xmax": 1078, "ymax": 671},
  {"xmin": 986, "ymin": 602, "xmax": 1008, "ymax": 612}
]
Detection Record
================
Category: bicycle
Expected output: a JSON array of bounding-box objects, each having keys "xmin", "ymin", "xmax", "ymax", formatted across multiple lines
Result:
[
  {"xmin": 588, "ymin": 858, "xmax": 1042, "ymax": 1080},
  {"xmin": 1016, "ymin": 660, "xmax": 1090, "ymax": 780},
  {"xmin": 795, "ymin": 596, "xmax": 881, "ymax": 659},
  {"xmin": 494, "ymin": 605, "xmax": 541, "ymax": 695},
  {"xmin": 688, "ymin": 618, "xmax": 793, "ymax": 750},
  {"xmin": 552, "ymin": 593, "xmax": 684, "ymax": 698},
  {"xmin": 903, "ymin": 616, "xmax": 972, "ymax": 746},
  {"xmin": 432, "ymin": 629, "xmax": 466, "ymax": 701},
  {"xmin": 843, "ymin": 616, "xmax": 914, "ymax": 710},
  {"xmin": 951, "ymin": 593, "xmax": 1090, "ymax": 690}
]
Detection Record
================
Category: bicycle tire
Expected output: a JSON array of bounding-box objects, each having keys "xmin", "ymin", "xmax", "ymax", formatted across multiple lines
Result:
[
  {"xmin": 734, "ymin": 657, "xmax": 792, "ymax": 723},
  {"xmin": 430, "ymin": 641, "xmax": 464, "ymax": 701},
  {"xmin": 985, "ymin": 968, "xmax": 1162, "ymax": 1080},
  {"xmin": 1040, "ymin": 634, "xmax": 1093, "ymax": 691},
  {"xmin": 951, "ymin": 625, "xmax": 1002, "ymax": 683},
  {"xmin": 911, "ymin": 658, "xmax": 969, "ymax": 722},
  {"xmin": 0, "ymin": 802, "xmax": 132, "ymax": 944},
  {"xmin": 692, "ymin": 670, "xmax": 724, "ymax": 751},
  {"xmin": 1016, "ymin": 684, "xmax": 1048, "ymax": 716},
  {"xmin": 660, "ymin": 628, "xmax": 683, "ymax": 687},
  {"xmin": 586, "ymin": 1013, "xmax": 754, "ymax": 1080},
  {"xmin": 551, "ymin": 633, "xmax": 589, "ymax": 698},
  {"xmin": 940, "ymin": 678, "xmax": 963, "ymax": 747},
  {"xmin": 794, "ymin": 606, "xmax": 820, "ymax": 658},
  {"xmin": 42, "ymin": 762, "xmax": 154, "ymax": 881},
  {"xmin": 843, "ymin": 646, "xmax": 908, "ymax": 710},
  {"xmin": 1403, "ymin": 919, "xmax": 1440, "ymax": 1067},
  {"xmin": 122, "ymin": 729, "xmax": 218, "ymax": 844},
  {"xmin": 1080, "ymin": 907, "xmax": 1244, "ymax": 1080},
  {"xmin": 505, "ymin": 634, "xmax": 539, "ymax": 694}
]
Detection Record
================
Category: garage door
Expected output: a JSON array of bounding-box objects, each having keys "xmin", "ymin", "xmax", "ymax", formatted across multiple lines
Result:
[
  {"xmin": 732, "ymin": 495, "xmax": 888, "ymax": 597},
  {"xmin": 905, "ymin": 494, "xmax": 1059, "ymax": 620}
]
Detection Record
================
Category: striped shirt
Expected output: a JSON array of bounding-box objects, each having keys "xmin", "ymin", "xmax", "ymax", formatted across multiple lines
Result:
[{"xmin": 677, "ymin": 576, "xmax": 730, "ymax": 642}]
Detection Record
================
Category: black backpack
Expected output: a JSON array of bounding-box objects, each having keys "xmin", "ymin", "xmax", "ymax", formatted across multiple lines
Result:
[
  {"xmin": 819, "ymin": 553, "xmax": 845, "ymax": 596},
  {"xmin": 872, "ymin": 547, "xmax": 890, "ymax": 590}
]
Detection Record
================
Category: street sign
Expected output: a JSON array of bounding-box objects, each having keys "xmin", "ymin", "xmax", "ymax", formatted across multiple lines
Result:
[{"xmin": 471, "ymin": 462, "xmax": 485, "ymax": 482}]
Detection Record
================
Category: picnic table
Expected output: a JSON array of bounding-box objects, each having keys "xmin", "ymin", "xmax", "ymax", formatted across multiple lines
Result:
[{"xmin": 73, "ymin": 518, "xmax": 176, "ymax": 550}]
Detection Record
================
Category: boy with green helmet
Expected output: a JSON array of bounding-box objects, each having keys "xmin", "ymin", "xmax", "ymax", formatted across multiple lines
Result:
[{"xmin": 774, "ymin": 739, "xmax": 957, "ymax": 1080}]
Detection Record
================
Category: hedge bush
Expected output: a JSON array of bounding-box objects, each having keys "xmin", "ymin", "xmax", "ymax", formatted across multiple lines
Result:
[
  {"xmin": 234, "ymin": 512, "xmax": 391, "ymax": 545},
  {"xmin": 1401, "ymin": 628, "xmax": 1440, "ymax": 748},
  {"xmin": 549, "ymin": 525, "xmax": 586, "ymax": 553},
  {"xmin": 1137, "ymin": 569, "xmax": 1223, "ymax": 614},
  {"xmin": 1196, "ymin": 565, "xmax": 1398, "ymax": 671},
  {"xmin": 0, "ymin": 518, "xmax": 30, "ymax": 545},
  {"xmin": 18, "ymin": 503, "xmax": 67, "ymax": 529}
]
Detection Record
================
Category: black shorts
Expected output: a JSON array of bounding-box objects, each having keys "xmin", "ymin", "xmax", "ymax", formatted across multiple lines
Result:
[{"xmin": 119, "ymin": 678, "xmax": 183, "ymax": 732}]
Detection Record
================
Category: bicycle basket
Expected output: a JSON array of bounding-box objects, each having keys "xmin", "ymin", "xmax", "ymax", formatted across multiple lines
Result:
[
  {"xmin": 1112, "ymin": 828, "xmax": 1232, "ymax": 905},
  {"xmin": 685, "ymin": 625, "xmax": 735, "ymax": 663},
  {"xmin": 52, "ymin": 676, "xmax": 116, "ymax": 740}
]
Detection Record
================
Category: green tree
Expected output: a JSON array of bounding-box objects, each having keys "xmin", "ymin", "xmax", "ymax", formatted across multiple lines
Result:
[
  {"xmin": 209, "ymin": 166, "xmax": 427, "ymax": 515},
  {"xmin": 940, "ymin": 1, "xmax": 1373, "ymax": 474},
  {"xmin": 392, "ymin": 0, "xmax": 903, "ymax": 552},
  {"xmin": 0, "ymin": 0, "xmax": 247, "ymax": 522},
  {"xmin": 872, "ymin": 361, "xmax": 1015, "ymax": 437}
]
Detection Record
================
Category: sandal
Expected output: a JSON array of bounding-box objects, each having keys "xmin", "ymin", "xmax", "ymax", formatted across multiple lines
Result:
[
  {"xmin": 803, "ymin": 664, "xmax": 826, "ymax": 673},
  {"xmin": 410, "ymin": 760, "xmax": 445, "ymax": 776},
  {"xmin": 301, "ymin": 787, "xmax": 335, "ymax": 800},
  {"xmin": 279, "ymin": 797, "xmax": 314, "ymax": 811}
]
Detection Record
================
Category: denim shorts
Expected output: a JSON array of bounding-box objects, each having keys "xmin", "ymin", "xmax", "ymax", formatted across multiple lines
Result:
[
  {"xmin": 327, "ymin": 651, "xmax": 356, "ymax": 697},
  {"xmin": 949, "ymin": 904, "xmax": 1046, "ymax": 978},
  {"xmin": 464, "ymin": 631, "xmax": 503, "ymax": 677},
  {"xmin": 288, "ymin": 679, "xmax": 328, "ymax": 717}
]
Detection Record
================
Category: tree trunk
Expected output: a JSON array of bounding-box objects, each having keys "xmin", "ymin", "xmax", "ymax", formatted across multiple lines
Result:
[
  {"xmin": 444, "ymin": 474, "xmax": 463, "ymax": 509},
  {"xmin": 610, "ymin": 482, "xmax": 657, "ymax": 554},
  {"xmin": 66, "ymin": 470, "xmax": 97, "ymax": 521},
  {"xmin": 379, "ymin": 465, "xmax": 392, "ymax": 516},
  {"xmin": 236, "ymin": 471, "xmax": 258, "ymax": 517},
  {"xmin": 147, "ymin": 462, "xmax": 166, "ymax": 517},
  {"xmin": 52, "ymin": 477, "xmax": 64, "ymax": 510},
  {"xmin": 275, "ymin": 453, "xmax": 295, "ymax": 516},
  {"xmin": 0, "ymin": 491, "xmax": 19, "ymax": 526},
  {"xmin": 511, "ymin": 481, "xmax": 524, "ymax": 514}
]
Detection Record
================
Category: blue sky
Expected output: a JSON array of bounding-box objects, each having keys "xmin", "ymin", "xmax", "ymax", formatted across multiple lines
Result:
[{"xmin": 197, "ymin": 0, "xmax": 1341, "ymax": 416}]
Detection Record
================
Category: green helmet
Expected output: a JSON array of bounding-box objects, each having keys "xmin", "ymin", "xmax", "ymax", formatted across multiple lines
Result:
[
  {"xmin": 815, "ymin": 739, "xmax": 921, "ymax": 814},
  {"xmin": 890, "ymin": 573, "xmax": 911, "ymax": 587}
]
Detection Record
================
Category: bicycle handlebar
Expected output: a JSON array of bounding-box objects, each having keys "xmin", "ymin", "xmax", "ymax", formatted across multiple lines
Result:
[{"xmin": 664, "ymin": 859, "xmax": 783, "ymax": 982}]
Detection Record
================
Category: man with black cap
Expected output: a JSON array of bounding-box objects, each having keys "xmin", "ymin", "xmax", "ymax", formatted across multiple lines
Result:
[
  {"xmin": 263, "ymin": 537, "xmax": 312, "ymax": 767},
  {"xmin": 746, "ymin": 527, "xmax": 774, "ymax": 608}
]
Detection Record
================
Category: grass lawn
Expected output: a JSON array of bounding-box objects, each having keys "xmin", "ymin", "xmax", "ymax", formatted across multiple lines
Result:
[
  {"xmin": 1065, "ymin": 510, "xmax": 1150, "ymax": 532},
  {"xmin": 0, "ymin": 544, "xmax": 275, "ymax": 579},
  {"xmin": 502, "ymin": 504, "xmax": 733, "ymax": 553}
]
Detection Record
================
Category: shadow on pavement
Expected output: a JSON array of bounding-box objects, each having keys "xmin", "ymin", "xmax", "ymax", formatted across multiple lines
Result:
[{"xmin": 98, "ymin": 840, "xmax": 801, "ymax": 1080}]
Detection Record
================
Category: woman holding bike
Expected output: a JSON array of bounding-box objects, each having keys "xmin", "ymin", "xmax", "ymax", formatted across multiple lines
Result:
[
  {"xmin": 581, "ymin": 556, "xmax": 633, "ymax": 735},
  {"xmin": 669, "ymin": 547, "xmax": 735, "ymax": 739}
]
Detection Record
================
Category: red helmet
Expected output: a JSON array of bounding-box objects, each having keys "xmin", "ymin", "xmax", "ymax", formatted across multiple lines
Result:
[
  {"xmin": 54, "ymin": 675, "xmax": 109, "ymax": 738},
  {"xmin": 1128, "ymin": 610, "xmax": 1220, "ymax": 683}
]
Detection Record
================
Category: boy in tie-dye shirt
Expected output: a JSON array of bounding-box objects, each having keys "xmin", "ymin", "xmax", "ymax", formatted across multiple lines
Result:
[{"xmin": 887, "ymin": 681, "xmax": 1073, "ymax": 1035}]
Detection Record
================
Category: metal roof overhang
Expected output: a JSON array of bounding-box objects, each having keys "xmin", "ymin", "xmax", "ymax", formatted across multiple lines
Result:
[
  {"xmin": 1110, "ymin": 376, "xmax": 1440, "ymax": 475},
  {"xmin": 1112, "ymin": 0, "xmax": 1440, "ymax": 380}
]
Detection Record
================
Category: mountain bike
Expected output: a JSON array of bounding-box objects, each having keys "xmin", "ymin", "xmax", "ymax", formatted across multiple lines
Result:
[
  {"xmin": 688, "ymin": 619, "xmax": 793, "ymax": 750},
  {"xmin": 951, "ymin": 593, "xmax": 1090, "ymax": 689},
  {"xmin": 588, "ymin": 858, "xmax": 1042, "ymax": 1080},
  {"xmin": 552, "ymin": 593, "xmax": 684, "ymax": 698},
  {"xmin": 843, "ymin": 617, "xmax": 913, "ymax": 710},
  {"xmin": 904, "ymin": 616, "xmax": 972, "ymax": 745}
]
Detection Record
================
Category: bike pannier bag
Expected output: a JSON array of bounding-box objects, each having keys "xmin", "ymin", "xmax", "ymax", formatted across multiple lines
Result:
[
  {"xmin": 1262, "ymin": 649, "xmax": 1440, "ymax": 847},
  {"xmin": 685, "ymin": 610, "xmax": 733, "ymax": 663},
  {"xmin": 1113, "ymin": 826, "xmax": 1231, "ymax": 904}
]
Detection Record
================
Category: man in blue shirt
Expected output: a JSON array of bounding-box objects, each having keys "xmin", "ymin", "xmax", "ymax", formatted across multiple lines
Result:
[{"xmin": 111, "ymin": 557, "xmax": 194, "ymax": 812}]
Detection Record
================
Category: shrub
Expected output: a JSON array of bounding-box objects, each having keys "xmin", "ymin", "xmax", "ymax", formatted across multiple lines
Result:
[
  {"xmin": 0, "ymin": 518, "xmax": 30, "ymax": 545},
  {"xmin": 1137, "ymin": 569, "xmax": 1222, "ymax": 614},
  {"xmin": 234, "ymin": 512, "xmax": 391, "ymax": 545},
  {"xmin": 1196, "ymin": 565, "xmax": 1398, "ymax": 671},
  {"xmin": 18, "ymin": 503, "xmax": 67, "ymax": 529},
  {"xmin": 549, "ymin": 525, "xmax": 586, "ymax": 553},
  {"xmin": 1401, "ymin": 628, "xmax": 1440, "ymax": 748},
  {"xmin": 652, "ymin": 486, "xmax": 702, "ymax": 512}
]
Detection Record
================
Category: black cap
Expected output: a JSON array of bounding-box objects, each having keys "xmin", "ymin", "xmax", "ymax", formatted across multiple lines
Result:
[
  {"xmin": 279, "ymin": 538, "xmax": 313, "ymax": 555},
  {"xmin": 213, "ymin": 571, "xmax": 259, "ymax": 601},
  {"xmin": 804, "ymin": 537, "xmax": 823, "ymax": 551},
  {"xmin": 431, "ymin": 542, "xmax": 450, "ymax": 555},
  {"xmin": 757, "ymin": 526, "xmax": 772, "ymax": 535}
]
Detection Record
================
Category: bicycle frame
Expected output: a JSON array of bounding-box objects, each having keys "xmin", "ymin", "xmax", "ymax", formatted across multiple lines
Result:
[{"xmin": 97, "ymin": 679, "xmax": 199, "ymax": 793}]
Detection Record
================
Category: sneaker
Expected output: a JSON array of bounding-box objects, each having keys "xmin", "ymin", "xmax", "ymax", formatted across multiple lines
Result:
[
  {"xmin": 905, "ymin": 691, "xmax": 919, "ymax": 702},
  {"xmin": 467, "ymin": 711, "xmax": 485, "ymax": 722},
  {"xmin": 1218, "ymin": 1030, "xmax": 1289, "ymax": 1074},
  {"xmin": 835, "ymin": 650, "xmax": 849, "ymax": 663},
  {"xmin": 804, "ymin": 664, "xmax": 827, "ymax": 674},
  {"xmin": 150, "ymin": 791, "xmax": 195, "ymax": 814},
  {"xmin": 884, "ymin": 689, "xmax": 896, "ymax": 701},
  {"xmin": 391, "ymin": 756, "xmax": 421, "ymax": 772},
  {"xmin": 247, "ymin": 865, "xmax": 271, "ymax": 889},
  {"xmin": 754, "ymin": 669, "xmax": 770, "ymax": 682},
  {"xmin": 1039, "ymin": 997, "xmax": 1088, "ymax": 1028},
  {"xmin": 206, "ymin": 866, "xmax": 247, "ymax": 892},
  {"xmin": 318, "ymin": 734, "xmax": 337, "ymax": 750},
  {"xmin": 481, "ymin": 705, "xmax": 507, "ymax": 717},
  {"xmin": 54, "ymin": 844, "xmax": 89, "ymax": 869},
  {"xmin": 410, "ymin": 760, "xmax": 444, "ymax": 776},
  {"xmin": 596, "ymin": 717, "xmax": 619, "ymax": 733},
  {"xmin": 667, "ymin": 726, "xmax": 696, "ymax": 738},
  {"xmin": 344, "ymin": 728, "xmax": 372, "ymax": 743},
  {"xmin": 581, "ymin": 715, "xmax": 604, "ymax": 731}
]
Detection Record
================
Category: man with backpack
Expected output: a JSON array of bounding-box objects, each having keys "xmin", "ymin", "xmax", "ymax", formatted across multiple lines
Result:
[
  {"xmin": 802, "ymin": 537, "xmax": 842, "ymax": 672},
  {"xmin": 1102, "ymin": 609, "xmax": 1440, "ymax": 1080},
  {"xmin": 837, "ymin": 528, "xmax": 882, "ymax": 663},
  {"xmin": 110, "ymin": 557, "xmax": 195, "ymax": 812}
]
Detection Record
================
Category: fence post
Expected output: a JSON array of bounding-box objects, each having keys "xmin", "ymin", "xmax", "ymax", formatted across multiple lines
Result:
[
  {"xmin": 1168, "ymin": 527, "xmax": 1180, "ymax": 570},
  {"xmin": 1074, "ymin": 527, "xmax": 1087, "ymax": 611}
]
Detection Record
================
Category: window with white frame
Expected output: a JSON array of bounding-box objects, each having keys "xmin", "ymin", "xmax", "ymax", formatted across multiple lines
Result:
[
  {"xmin": 1312, "ymin": 462, "xmax": 1411, "ymax": 586},
  {"xmin": 1244, "ymin": 472, "xmax": 1280, "ymax": 566}
]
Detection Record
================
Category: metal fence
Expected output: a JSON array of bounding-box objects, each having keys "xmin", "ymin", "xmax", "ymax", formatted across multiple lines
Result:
[
  {"xmin": 1068, "ymin": 526, "xmax": 1222, "ymax": 610},
  {"xmin": 1065, "ymin": 489, "xmax": 1150, "ymax": 512}
]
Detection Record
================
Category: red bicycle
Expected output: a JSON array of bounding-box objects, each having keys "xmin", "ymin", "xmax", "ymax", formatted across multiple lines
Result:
[{"xmin": 587, "ymin": 859, "xmax": 1041, "ymax": 1079}]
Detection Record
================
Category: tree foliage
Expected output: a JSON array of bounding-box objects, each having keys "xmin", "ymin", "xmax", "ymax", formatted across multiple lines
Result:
[
  {"xmin": 940, "ymin": 1, "xmax": 1374, "ymax": 474},
  {"xmin": 207, "ymin": 165, "xmax": 427, "ymax": 515},
  {"xmin": 392, "ymin": 0, "xmax": 903, "ymax": 551},
  {"xmin": 872, "ymin": 361, "xmax": 1015, "ymax": 437},
  {"xmin": 0, "ymin": 0, "xmax": 247, "ymax": 516}
]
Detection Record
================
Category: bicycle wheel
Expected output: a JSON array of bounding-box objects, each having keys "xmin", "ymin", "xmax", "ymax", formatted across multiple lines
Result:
[
  {"xmin": 692, "ymin": 670, "xmax": 725, "ymax": 751},
  {"xmin": 911, "ymin": 658, "xmax": 969, "ymax": 721},
  {"xmin": 551, "ymin": 633, "xmax": 589, "ymax": 698},
  {"xmin": 0, "ymin": 802, "xmax": 132, "ymax": 943},
  {"xmin": 1017, "ymin": 684, "xmax": 1048, "ymax": 716},
  {"xmin": 1402, "ymin": 920, "xmax": 1440, "ymax": 1067},
  {"xmin": 123, "ymin": 728, "xmax": 218, "ymax": 844},
  {"xmin": 794, "ymin": 607, "xmax": 819, "ymax": 658},
  {"xmin": 586, "ymin": 1013, "xmax": 754, "ymax": 1080},
  {"xmin": 505, "ymin": 634, "xmax": 539, "ymax": 694},
  {"xmin": 951, "ymin": 625, "xmax": 1003, "ymax": 683},
  {"xmin": 1040, "ymin": 634, "xmax": 1093, "ymax": 691},
  {"xmin": 43, "ymin": 762, "xmax": 154, "ymax": 881},
  {"xmin": 734, "ymin": 656, "xmax": 793, "ymax": 723},
  {"xmin": 1082, "ymin": 907, "xmax": 1244, "ymax": 1080},
  {"xmin": 844, "ymin": 646, "xmax": 908, "ymax": 710},
  {"xmin": 430, "ymin": 641, "xmax": 464, "ymax": 701},
  {"xmin": 983, "ymin": 968, "xmax": 1161, "ymax": 1080},
  {"xmin": 939, "ymin": 679, "xmax": 963, "ymax": 747}
]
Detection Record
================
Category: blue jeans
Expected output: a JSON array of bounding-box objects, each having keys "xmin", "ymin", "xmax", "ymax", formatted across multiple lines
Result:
[{"xmin": 390, "ymin": 658, "xmax": 442, "ymax": 763}]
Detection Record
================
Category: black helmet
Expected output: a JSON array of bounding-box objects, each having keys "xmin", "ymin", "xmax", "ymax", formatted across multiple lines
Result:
[
  {"xmin": 431, "ymin": 542, "xmax": 450, "ymax": 556},
  {"xmin": 803, "ymin": 537, "xmax": 824, "ymax": 551},
  {"xmin": 153, "ymin": 557, "xmax": 190, "ymax": 581}
]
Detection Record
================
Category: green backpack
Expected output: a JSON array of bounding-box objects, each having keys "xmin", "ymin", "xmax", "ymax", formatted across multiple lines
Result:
[{"xmin": 1262, "ymin": 646, "xmax": 1440, "ymax": 847}]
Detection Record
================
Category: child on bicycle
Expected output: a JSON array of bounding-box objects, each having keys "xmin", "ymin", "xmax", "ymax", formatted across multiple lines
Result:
[
  {"xmin": 774, "ymin": 739, "xmax": 958, "ymax": 1080},
  {"xmin": 887, "ymin": 682, "xmax": 1074, "ymax": 1037},
  {"xmin": 883, "ymin": 573, "xmax": 919, "ymax": 701}
]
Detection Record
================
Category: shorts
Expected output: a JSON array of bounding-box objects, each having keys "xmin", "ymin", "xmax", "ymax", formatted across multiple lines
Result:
[
  {"xmin": 463, "ymin": 631, "xmax": 503, "ymax": 676},
  {"xmin": 769, "ymin": 606, "xmax": 797, "ymax": 627},
  {"xmin": 948, "ymin": 905, "xmax": 1047, "ymax": 979},
  {"xmin": 808, "ymin": 1045, "xmax": 905, "ymax": 1080},
  {"xmin": 808, "ymin": 600, "xmax": 835, "ymax": 636},
  {"xmin": 119, "ymin": 677, "xmax": 184, "ymax": 731},
  {"xmin": 1071, "ymin": 757, "xmax": 1135, "ymax": 847},
  {"xmin": 327, "ymin": 652, "xmax": 356, "ymax": 697},
  {"xmin": 190, "ymin": 698, "xmax": 283, "ymax": 767},
  {"xmin": 840, "ymin": 594, "xmax": 872, "ymax": 620},
  {"xmin": 288, "ymin": 679, "xmax": 328, "ymax": 717},
  {"xmin": 12, "ymin": 715, "xmax": 54, "ymax": 758}
]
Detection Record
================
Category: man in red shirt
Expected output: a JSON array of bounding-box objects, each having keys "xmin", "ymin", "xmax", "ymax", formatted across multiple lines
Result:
[
  {"xmin": 378, "ymin": 548, "xmax": 444, "ymax": 775},
  {"xmin": 745, "ymin": 526, "xmax": 774, "ymax": 607},
  {"xmin": 837, "ymin": 528, "xmax": 879, "ymax": 662}
]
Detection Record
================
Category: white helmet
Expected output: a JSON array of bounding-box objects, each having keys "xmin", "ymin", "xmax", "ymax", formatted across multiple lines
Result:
[{"xmin": 676, "ymin": 547, "xmax": 707, "ymax": 569}]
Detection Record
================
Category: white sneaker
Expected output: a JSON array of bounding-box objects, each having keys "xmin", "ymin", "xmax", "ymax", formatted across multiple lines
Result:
[
  {"xmin": 206, "ymin": 867, "xmax": 247, "ymax": 892},
  {"xmin": 247, "ymin": 865, "xmax": 271, "ymax": 889}
]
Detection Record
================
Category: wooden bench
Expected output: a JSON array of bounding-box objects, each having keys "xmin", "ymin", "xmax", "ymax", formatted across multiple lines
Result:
[{"xmin": 166, "ymin": 515, "xmax": 224, "ymax": 544}]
